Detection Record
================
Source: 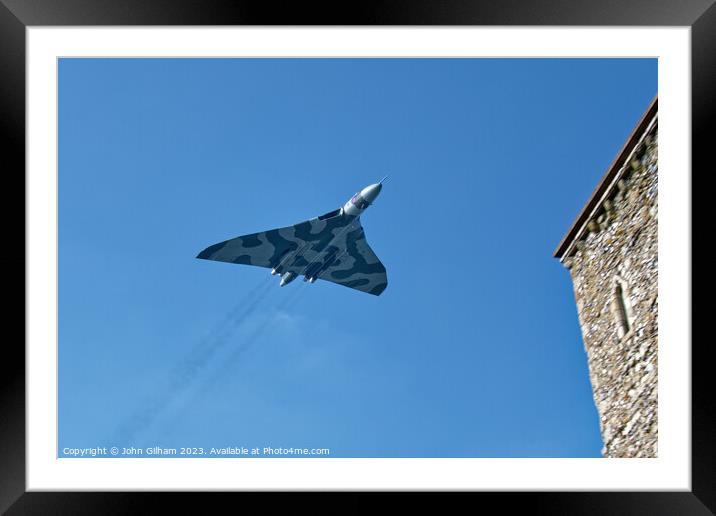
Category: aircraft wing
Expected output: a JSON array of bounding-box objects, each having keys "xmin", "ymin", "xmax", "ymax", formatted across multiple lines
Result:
[
  {"xmin": 197, "ymin": 226, "xmax": 293, "ymax": 269},
  {"xmin": 317, "ymin": 224, "xmax": 388, "ymax": 296},
  {"xmin": 197, "ymin": 209, "xmax": 387, "ymax": 296},
  {"xmin": 196, "ymin": 208, "xmax": 348, "ymax": 270}
]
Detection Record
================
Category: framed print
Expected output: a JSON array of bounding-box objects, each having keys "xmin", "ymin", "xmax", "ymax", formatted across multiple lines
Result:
[{"xmin": 1, "ymin": 0, "xmax": 710, "ymax": 513}]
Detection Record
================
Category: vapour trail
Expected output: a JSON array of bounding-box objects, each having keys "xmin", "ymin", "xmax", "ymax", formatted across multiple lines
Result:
[
  {"xmin": 168, "ymin": 279, "xmax": 274, "ymax": 391},
  {"xmin": 202, "ymin": 281, "xmax": 309, "ymax": 394},
  {"xmin": 113, "ymin": 276, "xmax": 275, "ymax": 444},
  {"xmin": 156, "ymin": 282, "xmax": 310, "ymax": 439},
  {"xmin": 191, "ymin": 277, "xmax": 273, "ymax": 353}
]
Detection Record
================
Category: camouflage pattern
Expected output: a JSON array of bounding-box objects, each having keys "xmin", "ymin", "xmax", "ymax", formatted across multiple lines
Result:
[{"xmin": 197, "ymin": 208, "xmax": 388, "ymax": 296}]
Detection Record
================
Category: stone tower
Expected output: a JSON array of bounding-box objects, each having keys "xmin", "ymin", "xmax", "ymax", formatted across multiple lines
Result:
[{"xmin": 554, "ymin": 98, "xmax": 658, "ymax": 458}]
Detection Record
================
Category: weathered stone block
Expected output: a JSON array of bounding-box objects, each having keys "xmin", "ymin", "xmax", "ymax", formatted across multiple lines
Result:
[{"xmin": 563, "ymin": 128, "xmax": 658, "ymax": 458}]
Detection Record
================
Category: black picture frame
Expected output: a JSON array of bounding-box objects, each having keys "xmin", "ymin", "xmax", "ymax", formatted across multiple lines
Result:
[{"xmin": 1, "ymin": 1, "xmax": 708, "ymax": 512}]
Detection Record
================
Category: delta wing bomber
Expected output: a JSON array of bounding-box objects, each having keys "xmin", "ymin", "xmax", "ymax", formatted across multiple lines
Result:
[{"xmin": 197, "ymin": 180, "xmax": 388, "ymax": 296}]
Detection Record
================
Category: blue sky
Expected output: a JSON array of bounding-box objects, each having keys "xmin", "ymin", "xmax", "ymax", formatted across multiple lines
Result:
[{"xmin": 58, "ymin": 58, "xmax": 656, "ymax": 458}]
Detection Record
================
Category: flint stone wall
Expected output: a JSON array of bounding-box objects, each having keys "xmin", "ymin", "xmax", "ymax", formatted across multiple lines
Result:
[{"xmin": 563, "ymin": 128, "xmax": 658, "ymax": 458}]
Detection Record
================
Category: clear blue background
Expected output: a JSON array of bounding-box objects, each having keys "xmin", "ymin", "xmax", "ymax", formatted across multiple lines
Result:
[{"xmin": 58, "ymin": 58, "xmax": 656, "ymax": 457}]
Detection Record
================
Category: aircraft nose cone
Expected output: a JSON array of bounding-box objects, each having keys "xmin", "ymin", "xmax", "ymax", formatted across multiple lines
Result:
[{"xmin": 361, "ymin": 183, "xmax": 382, "ymax": 203}]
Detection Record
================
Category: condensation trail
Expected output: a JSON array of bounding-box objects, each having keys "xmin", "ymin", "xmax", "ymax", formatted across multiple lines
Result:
[
  {"xmin": 197, "ymin": 277, "xmax": 272, "ymax": 345},
  {"xmin": 168, "ymin": 280, "xmax": 274, "ymax": 391},
  {"xmin": 203, "ymin": 281, "xmax": 309, "ymax": 393},
  {"xmin": 156, "ymin": 283, "xmax": 310, "ymax": 438},
  {"xmin": 113, "ymin": 276, "xmax": 276, "ymax": 444}
]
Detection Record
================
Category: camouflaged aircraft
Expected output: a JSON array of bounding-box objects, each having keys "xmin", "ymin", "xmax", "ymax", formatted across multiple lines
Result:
[{"xmin": 197, "ymin": 180, "xmax": 388, "ymax": 296}]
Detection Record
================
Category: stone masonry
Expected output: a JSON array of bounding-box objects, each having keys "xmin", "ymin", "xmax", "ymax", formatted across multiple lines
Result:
[{"xmin": 556, "ymin": 103, "xmax": 658, "ymax": 458}]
